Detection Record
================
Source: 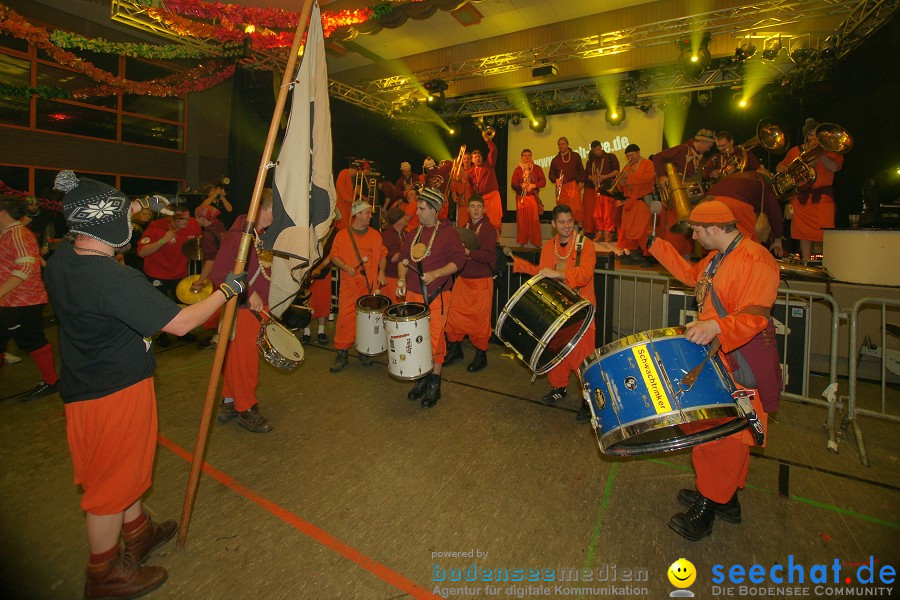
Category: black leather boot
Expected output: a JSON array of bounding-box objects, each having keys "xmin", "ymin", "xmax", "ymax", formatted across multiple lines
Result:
[
  {"xmin": 408, "ymin": 375, "xmax": 429, "ymax": 401},
  {"xmin": 466, "ymin": 349, "xmax": 487, "ymax": 372},
  {"xmin": 444, "ymin": 341, "xmax": 464, "ymax": 366},
  {"xmin": 421, "ymin": 373, "xmax": 442, "ymax": 408},
  {"xmin": 678, "ymin": 489, "xmax": 741, "ymax": 523},
  {"xmin": 668, "ymin": 492, "xmax": 717, "ymax": 541},
  {"xmin": 329, "ymin": 350, "xmax": 349, "ymax": 373}
]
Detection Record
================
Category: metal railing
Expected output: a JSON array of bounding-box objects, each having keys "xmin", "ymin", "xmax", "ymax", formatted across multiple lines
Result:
[
  {"xmin": 492, "ymin": 259, "xmax": 845, "ymax": 452},
  {"xmin": 846, "ymin": 297, "xmax": 900, "ymax": 467}
]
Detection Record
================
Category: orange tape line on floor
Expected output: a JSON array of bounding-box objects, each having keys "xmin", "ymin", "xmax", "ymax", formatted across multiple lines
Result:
[{"xmin": 158, "ymin": 434, "xmax": 444, "ymax": 600}]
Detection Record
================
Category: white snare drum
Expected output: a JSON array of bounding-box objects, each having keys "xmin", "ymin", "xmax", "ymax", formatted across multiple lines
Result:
[
  {"xmin": 257, "ymin": 320, "xmax": 304, "ymax": 371},
  {"xmin": 383, "ymin": 302, "xmax": 433, "ymax": 380},
  {"xmin": 356, "ymin": 294, "xmax": 391, "ymax": 356}
]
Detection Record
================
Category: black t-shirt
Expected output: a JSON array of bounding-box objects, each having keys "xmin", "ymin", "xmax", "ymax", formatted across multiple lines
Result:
[{"xmin": 45, "ymin": 243, "xmax": 180, "ymax": 403}]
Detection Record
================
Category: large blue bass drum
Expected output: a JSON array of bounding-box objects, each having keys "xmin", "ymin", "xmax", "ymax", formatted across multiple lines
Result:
[{"xmin": 580, "ymin": 327, "xmax": 750, "ymax": 456}]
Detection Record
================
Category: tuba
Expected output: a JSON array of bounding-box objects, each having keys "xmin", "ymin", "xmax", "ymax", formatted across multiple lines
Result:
[
  {"xmin": 772, "ymin": 123, "xmax": 852, "ymax": 200},
  {"xmin": 721, "ymin": 119, "xmax": 788, "ymax": 178},
  {"xmin": 664, "ymin": 162, "xmax": 693, "ymax": 234}
]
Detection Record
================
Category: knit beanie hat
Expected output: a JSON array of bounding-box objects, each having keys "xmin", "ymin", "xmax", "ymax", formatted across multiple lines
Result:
[
  {"xmin": 54, "ymin": 170, "xmax": 132, "ymax": 247},
  {"xmin": 687, "ymin": 200, "xmax": 738, "ymax": 227}
]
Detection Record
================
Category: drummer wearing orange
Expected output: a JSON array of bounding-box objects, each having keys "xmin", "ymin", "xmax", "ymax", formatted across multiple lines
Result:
[
  {"xmin": 648, "ymin": 200, "xmax": 780, "ymax": 541},
  {"xmin": 329, "ymin": 201, "xmax": 388, "ymax": 373},
  {"xmin": 548, "ymin": 138, "xmax": 586, "ymax": 227},
  {"xmin": 210, "ymin": 189, "xmax": 278, "ymax": 433},
  {"xmin": 445, "ymin": 195, "xmax": 497, "ymax": 373},
  {"xmin": 777, "ymin": 118, "xmax": 843, "ymax": 260},
  {"xmin": 397, "ymin": 187, "xmax": 466, "ymax": 408},
  {"xmin": 510, "ymin": 204, "xmax": 596, "ymax": 423}
]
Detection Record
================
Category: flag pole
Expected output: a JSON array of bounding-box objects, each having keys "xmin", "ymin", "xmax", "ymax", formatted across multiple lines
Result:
[{"xmin": 176, "ymin": 0, "xmax": 318, "ymax": 549}]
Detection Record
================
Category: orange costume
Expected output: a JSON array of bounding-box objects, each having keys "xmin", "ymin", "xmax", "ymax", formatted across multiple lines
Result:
[
  {"xmin": 513, "ymin": 235, "xmax": 596, "ymax": 389},
  {"xmin": 778, "ymin": 147, "xmax": 843, "ymax": 242},
  {"xmin": 329, "ymin": 227, "xmax": 387, "ymax": 351},
  {"xmin": 334, "ymin": 168, "xmax": 356, "ymax": 230},
  {"xmin": 616, "ymin": 158, "xmax": 656, "ymax": 255},
  {"xmin": 445, "ymin": 217, "xmax": 498, "ymax": 351},
  {"xmin": 510, "ymin": 162, "xmax": 546, "ymax": 247},
  {"xmin": 650, "ymin": 235, "xmax": 779, "ymax": 504}
]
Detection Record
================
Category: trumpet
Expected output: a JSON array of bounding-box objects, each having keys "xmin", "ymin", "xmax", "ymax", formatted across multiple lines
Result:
[
  {"xmin": 772, "ymin": 123, "xmax": 852, "ymax": 200},
  {"xmin": 720, "ymin": 119, "xmax": 788, "ymax": 178},
  {"xmin": 556, "ymin": 173, "xmax": 564, "ymax": 201},
  {"xmin": 482, "ymin": 126, "xmax": 496, "ymax": 140},
  {"xmin": 519, "ymin": 164, "xmax": 532, "ymax": 205}
]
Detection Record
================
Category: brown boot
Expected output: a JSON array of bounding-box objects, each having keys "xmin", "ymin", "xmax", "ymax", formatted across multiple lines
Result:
[
  {"xmin": 123, "ymin": 512, "xmax": 177, "ymax": 564},
  {"xmin": 85, "ymin": 551, "xmax": 167, "ymax": 599}
]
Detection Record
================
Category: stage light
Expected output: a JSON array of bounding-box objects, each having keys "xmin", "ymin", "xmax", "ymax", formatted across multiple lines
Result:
[
  {"xmin": 619, "ymin": 80, "xmax": 635, "ymax": 96},
  {"xmin": 529, "ymin": 116, "xmax": 547, "ymax": 133},
  {"xmin": 423, "ymin": 79, "xmax": 448, "ymax": 93},
  {"xmin": 790, "ymin": 41, "xmax": 814, "ymax": 64},
  {"xmin": 636, "ymin": 99, "xmax": 652, "ymax": 113},
  {"xmin": 677, "ymin": 32, "xmax": 711, "ymax": 79},
  {"xmin": 734, "ymin": 93, "xmax": 748, "ymax": 109},
  {"xmin": 605, "ymin": 107, "xmax": 624, "ymax": 126},
  {"xmin": 761, "ymin": 40, "xmax": 782, "ymax": 61},
  {"xmin": 734, "ymin": 42, "xmax": 757, "ymax": 62},
  {"xmin": 448, "ymin": 128, "xmax": 456, "ymax": 135},
  {"xmin": 697, "ymin": 90, "xmax": 712, "ymax": 107},
  {"xmin": 657, "ymin": 97, "xmax": 670, "ymax": 111},
  {"xmin": 510, "ymin": 114, "xmax": 521, "ymax": 126},
  {"xmin": 820, "ymin": 36, "xmax": 837, "ymax": 60},
  {"xmin": 496, "ymin": 115, "xmax": 507, "ymax": 128},
  {"xmin": 679, "ymin": 94, "xmax": 691, "ymax": 108}
]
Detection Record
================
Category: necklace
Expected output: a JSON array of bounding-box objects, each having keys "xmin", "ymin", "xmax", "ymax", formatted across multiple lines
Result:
[
  {"xmin": 561, "ymin": 150, "xmax": 571, "ymax": 163},
  {"xmin": 553, "ymin": 235, "xmax": 573, "ymax": 261},
  {"xmin": 74, "ymin": 245, "xmax": 115, "ymax": 260},
  {"xmin": 466, "ymin": 218, "xmax": 483, "ymax": 236},
  {"xmin": 411, "ymin": 219, "xmax": 440, "ymax": 263}
]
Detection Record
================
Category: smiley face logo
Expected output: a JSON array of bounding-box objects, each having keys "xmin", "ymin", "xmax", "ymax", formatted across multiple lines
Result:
[{"xmin": 668, "ymin": 558, "xmax": 696, "ymax": 588}]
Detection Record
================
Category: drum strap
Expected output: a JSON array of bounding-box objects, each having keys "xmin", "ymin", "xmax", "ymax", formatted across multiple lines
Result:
[
  {"xmin": 574, "ymin": 232, "xmax": 585, "ymax": 267},
  {"xmin": 347, "ymin": 228, "xmax": 372, "ymax": 294}
]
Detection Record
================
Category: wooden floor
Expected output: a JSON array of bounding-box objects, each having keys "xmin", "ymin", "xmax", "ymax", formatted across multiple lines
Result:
[{"xmin": 1, "ymin": 322, "xmax": 898, "ymax": 599}]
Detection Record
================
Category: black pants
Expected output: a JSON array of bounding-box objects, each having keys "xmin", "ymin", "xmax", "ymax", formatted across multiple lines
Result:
[{"xmin": 0, "ymin": 304, "xmax": 49, "ymax": 354}]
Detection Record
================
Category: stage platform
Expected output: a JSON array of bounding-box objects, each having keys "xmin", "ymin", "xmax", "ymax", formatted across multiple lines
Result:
[{"xmin": 1, "ymin": 316, "xmax": 898, "ymax": 599}]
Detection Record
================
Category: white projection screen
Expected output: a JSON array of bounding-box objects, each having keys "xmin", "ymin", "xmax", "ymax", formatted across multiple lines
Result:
[{"xmin": 505, "ymin": 109, "xmax": 665, "ymax": 211}]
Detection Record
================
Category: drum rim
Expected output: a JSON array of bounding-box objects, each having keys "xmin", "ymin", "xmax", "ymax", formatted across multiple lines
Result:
[
  {"xmin": 384, "ymin": 302, "xmax": 430, "ymax": 322},
  {"xmin": 530, "ymin": 300, "xmax": 595, "ymax": 375},
  {"xmin": 597, "ymin": 412, "xmax": 749, "ymax": 456},
  {"xmin": 259, "ymin": 320, "xmax": 304, "ymax": 367},
  {"xmin": 584, "ymin": 326, "xmax": 688, "ymax": 366},
  {"xmin": 355, "ymin": 293, "xmax": 392, "ymax": 312}
]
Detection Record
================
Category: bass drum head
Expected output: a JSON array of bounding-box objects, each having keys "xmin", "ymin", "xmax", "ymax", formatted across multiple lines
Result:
[{"xmin": 534, "ymin": 301, "xmax": 593, "ymax": 374}]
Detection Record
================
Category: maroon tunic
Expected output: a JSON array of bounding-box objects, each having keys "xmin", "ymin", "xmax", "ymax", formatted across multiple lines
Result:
[
  {"xmin": 585, "ymin": 151, "xmax": 621, "ymax": 194},
  {"xmin": 399, "ymin": 220, "xmax": 465, "ymax": 296},
  {"xmin": 707, "ymin": 172, "xmax": 784, "ymax": 239},
  {"xmin": 467, "ymin": 139, "xmax": 500, "ymax": 196},
  {"xmin": 652, "ymin": 139, "xmax": 706, "ymax": 178},
  {"xmin": 457, "ymin": 217, "xmax": 497, "ymax": 279},
  {"xmin": 548, "ymin": 152, "xmax": 585, "ymax": 185}
]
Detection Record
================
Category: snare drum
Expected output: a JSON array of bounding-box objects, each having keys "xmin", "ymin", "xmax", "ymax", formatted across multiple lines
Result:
[
  {"xmin": 356, "ymin": 294, "xmax": 391, "ymax": 356},
  {"xmin": 257, "ymin": 320, "xmax": 304, "ymax": 371},
  {"xmin": 580, "ymin": 327, "xmax": 749, "ymax": 456},
  {"xmin": 495, "ymin": 274, "xmax": 594, "ymax": 375},
  {"xmin": 383, "ymin": 302, "xmax": 433, "ymax": 380}
]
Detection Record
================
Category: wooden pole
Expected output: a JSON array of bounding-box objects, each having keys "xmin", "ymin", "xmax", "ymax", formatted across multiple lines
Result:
[{"xmin": 176, "ymin": 0, "xmax": 318, "ymax": 549}]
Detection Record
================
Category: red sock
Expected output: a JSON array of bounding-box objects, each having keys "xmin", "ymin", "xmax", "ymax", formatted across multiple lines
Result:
[
  {"xmin": 122, "ymin": 512, "xmax": 147, "ymax": 534},
  {"xmin": 89, "ymin": 545, "xmax": 119, "ymax": 565},
  {"xmin": 27, "ymin": 344, "xmax": 59, "ymax": 385}
]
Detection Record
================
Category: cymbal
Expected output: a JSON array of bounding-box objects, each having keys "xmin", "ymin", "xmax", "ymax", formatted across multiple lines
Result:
[
  {"xmin": 181, "ymin": 238, "xmax": 203, "ymax": 260},
  {"xmin": 456, "ymin": 227, "xmax": 479, "ymax": 251}
]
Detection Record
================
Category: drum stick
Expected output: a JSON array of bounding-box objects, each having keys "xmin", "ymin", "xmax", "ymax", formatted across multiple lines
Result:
[
  {"xmin": 401, "ymin": 258, "xmax": 429, "ymax": 306},
  {"xmin": 680, "ymin": 338, "xmax": 721, "ymax": 391}
]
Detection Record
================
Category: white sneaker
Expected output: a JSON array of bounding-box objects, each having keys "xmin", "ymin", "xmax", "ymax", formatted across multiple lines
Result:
[{"xmin": 4, "ymin": 352, "xmax": 22, "ymax": 364}]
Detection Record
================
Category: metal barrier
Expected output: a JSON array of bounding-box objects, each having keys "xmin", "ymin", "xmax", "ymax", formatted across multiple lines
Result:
[
  {"xmin": 492, "ymin": 258, "xmax": 845, "ymax": 452},
  {"xmin": 846, "ymin": 297, "xmax": 900, "ymax": 467}
]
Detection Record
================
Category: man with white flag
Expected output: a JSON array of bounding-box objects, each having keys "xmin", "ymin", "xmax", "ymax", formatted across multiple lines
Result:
[{"xmin": 261, "ymin": 2, "xmax": 336, "ymax": 319}]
